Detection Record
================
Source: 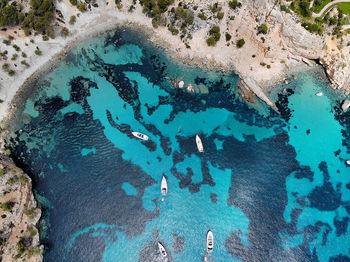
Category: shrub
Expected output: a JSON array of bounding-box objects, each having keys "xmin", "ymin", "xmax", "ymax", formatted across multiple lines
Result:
[
  {"xmin": 225, "ymin": 32, "xmax": 232, "ymax": 41},
  {"xmin": 69, "ymin": 15, "xmax": 76, "ymax": 25},
  {"xmin": 69, "ymin": 0, "xmax": 77, "ymax": 5},
  {"xmin": 206, "ymin": 37, "xmax": 216, "ymax": 46},
  {"xmin": 7, "ymin": 177, "xmax": 15, "ymax": 184},
  {"xmin": 209, "ymin": 3, "xmax": 222, "ymax": 13},
  {"xmin": 0, "ymin": 169, "xmax": 4, "ymax": 177},
  {"xmin": 27, "ymin": 248, "xmax": 42, "ymax": 259},
  {"xmin": 168, "ymin": 25, "xmax": 179, "ymax": 35},
  {"xmin": 24, "ymin": 208, "xmax": 36, "ymax": 220},
  {"xmin": 0, "ymin": 5, "xmax": 19, "ymax": 26},
  {"xmin": 34, "ymin": 49, "xmax": 42, "ymax": 55},
  {"xmin": 1, "ymin": 201, "xmax": 15, "ymax": 211},
  {"xmin": 28, "ymin": 226, "xmax": 36, "ymax": 237},
  {"xmin": 17, "ymin": 238, "xmax": 27, "ymax": 256},
  {"xmin": 260, "ymin": 62, "xmax": 266, "ymax": 66},
  {"xmin": 3, "ymin": 39, "xmax": 11, "ymax": 45},
  {"xmin": 19, "ymin": 176, "xmax": 28, "ymax": 184},
  {"xmin": 22, "ymin": 52, "xmax": 27, "ymax": 57},
  {"xmin": 209, "ymin": 25, "xmax": 221, "ymax": 41},
  {"xmin": 198, "ymin": 12, "xmax": 207, "ymax": 20},
  {"xmin": 78, "ymin": 3, "xmax": 86, "ymax": 12},
  {"xmin": 258, "ymin": 23, "xmax": 268, "ymax": 34},
  {"xmin": 8, "ymin": 69, "xmax": 15, "ymax": 76},
  {"xmin": 42, "ymin": 35, "xmax": 49, "ymax": 41},
  {"xmin": 13, "ymin": 44, "xmax": 21, "ymax": 51},
  {"xmin": 21, "ymin": 60, "xmax": 30, "ymax": 67},
  {"xmin": 2, "ymin": 63, "xmax": 9, "ymax": 71},
  {"xmin": 237, "ymin": 38, "xmax": 245, "ymax": 48},
  {"xmin": 280, "ymin": 5, "xmax": 290, "ymax": 13},
  {"xmin": 267, "ymin": 64, "xmax": 271, "ymax": 69},
  {"xmin": 217, "ymin": 12, "xmax": 224, "ymax": 20},
  {"xmin": 61, "ymin": 27, "xmax": 69, "ymax": 37},
  {"xmin": 229, "ymin": 0, "xmax": 239, "ymax": 9},
  {"xmin": 11, "ymin": 53, "xmax": 18, "ymax": 60}
]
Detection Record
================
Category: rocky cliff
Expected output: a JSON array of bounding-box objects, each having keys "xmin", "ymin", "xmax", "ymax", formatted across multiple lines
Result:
[{"xmin": 0, "ymin": 152, "xmax": 43, "ymax": 262}]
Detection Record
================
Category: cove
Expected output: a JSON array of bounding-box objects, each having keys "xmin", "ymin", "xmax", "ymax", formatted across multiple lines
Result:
[{"xmin": 6, "ymin": 27, "xmax": 350, "ymax": 262}]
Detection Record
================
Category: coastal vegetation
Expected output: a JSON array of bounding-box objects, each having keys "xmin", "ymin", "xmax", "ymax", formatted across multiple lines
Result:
[
  {"xmin": 1, "ymin": 201, "xmax": 15, "ymax": 211},
  {"xmin": 206, "ymin": 25, "xmax": 221, "ymax": 46},
  {"xmin": 237, "ymin": 38, "xmax": 245, "ymax": 48},
  {"xmin": 285, "ymin": 0, "xmax": 349, "ymax": 37}
]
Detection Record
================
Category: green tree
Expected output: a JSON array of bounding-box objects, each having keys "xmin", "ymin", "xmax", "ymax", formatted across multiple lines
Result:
[
  {"xmin": 61, "ymin": 26, "xmax": 69, "ymax": 37},
  {"xmin": 69, "ymin": 15, "xmax": 76, "ymax": 24},
  {"xmin": 0, "ymin": 5, "xmax": 19, "ymax": 26},
  {"xmin": 237, "ymin": 38, "xmax": 245, "ymax": 48},
  {"xmin": 229, "ymin": 0, "xmax": 239, "ymax": 9},
  {"xmin": 258, "ymin": 23, "xmax": 268, "ymax": 34},
  {"xmin": 206, "ymin": 37, "xmax": 216, "ymax": 46},
  {"xmin": 1, "ymin": 201, "xmax": 15, "ymax": 211},
  {"xmin": 78, "ymin": 2, "xmax": 86, "ymax": 12}
]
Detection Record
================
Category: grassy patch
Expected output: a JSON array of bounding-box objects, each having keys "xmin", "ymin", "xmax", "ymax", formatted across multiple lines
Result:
[{"xmin": 338, "ymin": 3, "xmax": 350, "ymax": 14}]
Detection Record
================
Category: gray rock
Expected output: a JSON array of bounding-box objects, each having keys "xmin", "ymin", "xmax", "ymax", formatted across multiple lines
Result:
[{"xmin": 341, "ymin": 100, "xmax": 350, "ymax": 112}]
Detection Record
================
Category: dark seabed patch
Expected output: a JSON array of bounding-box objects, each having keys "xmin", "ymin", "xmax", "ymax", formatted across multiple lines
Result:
[{"xmin": 5, "ymin": 28, "xmax": 350, "ymax": 262}]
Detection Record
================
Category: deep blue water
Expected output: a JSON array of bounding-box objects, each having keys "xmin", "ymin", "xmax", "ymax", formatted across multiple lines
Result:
[{"xmin": 6, "ymin": 27, "xmax": 350, "ymax": 262}]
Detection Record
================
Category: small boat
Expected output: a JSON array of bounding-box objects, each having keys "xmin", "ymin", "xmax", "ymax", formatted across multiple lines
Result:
[
  {"xmin": 158, "ymin": 242, "xmax": 167, "ymax": 258},
  {"xmin": 196, "ymin": 135, "xmax": 204, "ymax": 152},
  {"xmin": 346, "ymin": 160, "xmax": 350, "ymax": 166},
  {"xmin": 131, "ymin": 131, "xmax": 149, "ymax": 141},
  {"xmin": 207, "ymin": 230, "xmax": 214, "ymax": 253},
  {"xmin": 161, "ymin": 175, "xmax": 167, "ymax": 196},
  {"xmin": 316, "ymin": 92, "xmax": 323, "ymax": 96}
]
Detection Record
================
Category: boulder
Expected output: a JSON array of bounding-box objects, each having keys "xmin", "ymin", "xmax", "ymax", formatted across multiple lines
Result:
[{"xmin": 341, "ymin": 100, "xmax": 350, "ymax": 112}]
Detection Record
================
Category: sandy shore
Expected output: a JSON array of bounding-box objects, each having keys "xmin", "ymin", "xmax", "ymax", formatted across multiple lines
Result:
[{"xmin": 0, "ymin": 0, "xmax": 316, "ymax": 123}]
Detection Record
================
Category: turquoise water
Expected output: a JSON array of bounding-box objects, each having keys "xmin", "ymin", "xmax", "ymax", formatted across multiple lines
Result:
[{"xmin": 6, "ymin": 28, "xmax": 350, "ymax": 262}]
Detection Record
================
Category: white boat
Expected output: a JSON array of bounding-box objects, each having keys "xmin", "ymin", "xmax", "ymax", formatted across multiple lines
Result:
[
  {"xmin": 316, "ymin": 92, "xmax": 323, "ymax": 96},
  {"xmin": 131, "ymin": 131, "xmax": 149, "ymax": 141},
  {"xmin": 196, "ymin": 135, "xmax": 204, "ymax": 152},
  {"xmin": 161, "ymin": 176, "xmax": 167, "ymax": 196},
  {"xmin": 158, "ymin": 242, "xmax": 167, "ymax": 258},
  {"xmin": 207, "ymin": 230, "xmax": 214, "ymax": 253},
  {"xmin": 346, "ymin": 160, "xmax": 350, "ymax": 166}
]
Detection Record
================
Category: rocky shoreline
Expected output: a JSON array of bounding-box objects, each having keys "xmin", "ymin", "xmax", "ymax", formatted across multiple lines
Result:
[{"xmin": 0, "ymin": 150, "xmax": 43, "ymax": 262}]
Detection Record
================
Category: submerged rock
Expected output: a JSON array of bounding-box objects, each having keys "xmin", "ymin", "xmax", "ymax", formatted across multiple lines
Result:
[
  {"xmin": 186, "ymin": 84, "xmax": 195, "ymax": 93},
  {"xmin": 178, "ymin": 80, "xmax": 184, "ymax": 89},
  {"xmin": 341, "ymin": 100, "xmax": 350, "ymax": 112}
]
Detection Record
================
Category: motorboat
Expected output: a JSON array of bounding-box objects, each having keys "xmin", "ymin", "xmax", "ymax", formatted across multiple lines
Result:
[
  {"xmin": 346, "ymin": 160, "xmax": 350, "ymax": 166},
  {"xmin": 206, "ymin": 230, "xmax": 214, "ymax": 253},
  {"xmin": 196, "ymin": 135, "xmax": 204, "ymax": 152},
  {"xmin": 131, "ymin": 131, "xmax": 149, "ymax": 141},
  {"xmin": 158, "ymin": 242, "xmax": 167, "ymax": 258},
  {"xmin": 316, "ymin": 92, "xmax": 323, "ymax": 96},
  {"xmin": 161, "ymin": 176, "xmax": 168, "ymax": 196}
]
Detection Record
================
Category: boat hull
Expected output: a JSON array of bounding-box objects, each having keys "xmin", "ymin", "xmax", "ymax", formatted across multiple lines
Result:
[
  {"xmin": 196, "ymin": 135, "xmax": 204, "ymax": 152},
  {"xmin": 158, "ymin": 242, "xmax": 167, "ymax": 257},
  {"xmin": 206, "ymin": 230, "xmax": 214, "ymax": 253},
  {"xmin": 131, "ymin": 131, "xmax": 149, "ymax": 141},
  {"xmin": 161, "ymin": 176, "xmax": 167, "ymax": 196}
]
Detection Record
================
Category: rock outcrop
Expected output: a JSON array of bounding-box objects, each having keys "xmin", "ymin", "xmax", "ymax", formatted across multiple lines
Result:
[
  {"xmin": 341, "ymin": 100, "xmax": 350, "ymax": 112},
  {"xmin": 0, "ymin": 153, "xmax": 43, "ymax": 262}
]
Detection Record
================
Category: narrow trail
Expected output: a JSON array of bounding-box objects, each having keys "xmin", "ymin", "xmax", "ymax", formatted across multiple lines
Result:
[{"xmin": 312, "ymin": 0, "xmax": 350, "ymax": 18}]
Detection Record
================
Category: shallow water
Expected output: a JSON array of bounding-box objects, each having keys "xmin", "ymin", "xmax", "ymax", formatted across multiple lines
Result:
[{"xmin": 6, "ymin": 28, "xmax": 350, "ymax": 262}]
